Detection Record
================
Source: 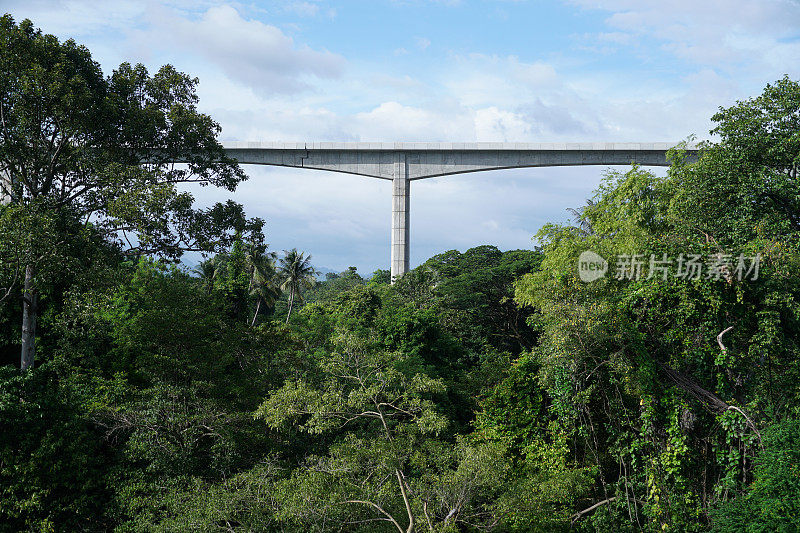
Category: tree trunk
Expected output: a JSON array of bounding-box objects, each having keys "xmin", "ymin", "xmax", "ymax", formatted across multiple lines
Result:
[
  {"xmin": 251, "ymin": 298, "xmax": 261, "ymax": 327},
  {"xmin": 0, "ymin": 169, "xmax": 12, "ymax": 205},
  {"xmin": 396, "ymin": 468, "xmax": 415, "ymax": 533},
  {"xmin": 285, "ymin": 286, "xmax": 294, "ymax": 324},
  {"xmin": 20, "ymin": 263, "xmax": 38, "ymax": 371}
]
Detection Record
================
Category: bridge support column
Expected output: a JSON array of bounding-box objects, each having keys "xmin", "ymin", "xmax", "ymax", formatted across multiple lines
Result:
[{"xmin": 390, "ymin": 154, "xmax": 409, "ymax": 282}]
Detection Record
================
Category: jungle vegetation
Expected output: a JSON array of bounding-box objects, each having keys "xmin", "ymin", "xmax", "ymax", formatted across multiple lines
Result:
[{"xmin": 1, "ymin": 14, "xmax": 799, "ymax": 532}]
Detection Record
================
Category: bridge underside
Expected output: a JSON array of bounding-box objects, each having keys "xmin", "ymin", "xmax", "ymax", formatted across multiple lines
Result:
[
  {"xmin": 220, "ymin": 142, "xmax": 698, "ymax": 281},
  {"xmin": 221, "ymin": 142, "xmax": 690, "ymax": 180}
]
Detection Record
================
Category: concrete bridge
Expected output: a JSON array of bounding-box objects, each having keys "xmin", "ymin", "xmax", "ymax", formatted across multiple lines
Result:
[{"xmin": 221, "ymin": 142, "xmax": 697, "ymax": 280}]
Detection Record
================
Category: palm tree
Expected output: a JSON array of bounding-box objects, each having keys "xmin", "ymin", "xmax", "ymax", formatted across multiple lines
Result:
[
  {"xmin": 192, "ymin": 257, "xmax": 220, "ymax": 293},
  {"xmin": 248, "ymin": 253, "xmax": 281, "ymax": 327},
  {"xmin": 244, "ymin": 244, "xmax": 275, "ymax": 281},
  {"xmin": 277, "ymin": 249, "xmax": 316, "ymax": 324},
  {"xmin": 566, "ymin": 198, "xmax": 596, "ymax": 235}
]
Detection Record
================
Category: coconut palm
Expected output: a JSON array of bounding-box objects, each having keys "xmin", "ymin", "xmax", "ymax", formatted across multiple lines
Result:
[
  {"xmin": 566, "ymin": 198, "xmax": 596, "ymax": 235},
  {"xmin": 192, "ymin": 257, "xmax": 220, "ymax": 293},
  {"xmin": 248, "ymin": 253, "xmax": 280, "ymax": 327},
  {"xmin": 244, "ymin": 243, "xmax": 275, "ymax": 282},
  {"xmin": 278, "ymin": 249, "xmax": 316, "ymax": 324}
]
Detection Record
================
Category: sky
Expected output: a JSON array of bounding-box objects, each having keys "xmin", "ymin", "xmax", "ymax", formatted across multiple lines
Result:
[{"xmin": 4, "ymin": 0, "xmax": 799, "ymax": 274}]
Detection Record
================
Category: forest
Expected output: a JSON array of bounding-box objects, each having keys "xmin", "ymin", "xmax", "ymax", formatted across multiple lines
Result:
[{"xmin": 1, "ymin": 14, "xmax": 799, "ymax": 532}]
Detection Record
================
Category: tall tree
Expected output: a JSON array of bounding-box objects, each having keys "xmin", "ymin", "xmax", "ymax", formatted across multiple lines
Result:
[
  {"xmin": 277, "ymin": 248, "xmax": 316, "ymax": 324},
  {"xmin": 668, "ymin": 76, "xmax": 800, "ymax": 246},
  {"xmin": 256, "ymin": 333, "xmax": 446, "ymax": 532},
  {"xmin": 192, "ymin": 257, "xmax": 219, "ymax": 294},
  {"xmin": 0, "ymin": 16, "xmax": 262, "ymax": 369},
  {"xmin": 247, "ymin": 250, "xmax": 280, "ymax": 327}
]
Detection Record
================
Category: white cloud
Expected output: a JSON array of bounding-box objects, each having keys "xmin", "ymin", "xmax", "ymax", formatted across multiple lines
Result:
[
  {"xmin": 208, "ymin": 105, "xmax": 353, "ymax": 142},
  {"xmin": 153, "ymin": 5, "xmax": 346, "ymax": 94},
  {"xmin": 569, "ymin": 0, "xmax": 800, "ymax": 78},
  {"xmin": 284, "ymin": 2, "xmax": 320, "ymax": 17},
  {"xmin": 474, "ymin": 107, "xmax": 530, "ymax": 141},
  {"xmin": 1, "ymin": 0, "xmax": 147, "ymax": 35},
  {"xmin": 444, "ymin": 54, "xmax": 560, "ymax": 109},
  {"xmin": 351, "ymin": 101, "xmax": 475, "ymax": 141}
]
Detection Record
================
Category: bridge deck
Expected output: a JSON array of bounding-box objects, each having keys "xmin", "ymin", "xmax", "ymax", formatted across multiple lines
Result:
[
  {"xmin": 221, "ymin": 141, "xmax": 694, "ymax": 151},
  {"xmin": 220, "ymin": 141, "xmax": 698, "ymax": 181}
]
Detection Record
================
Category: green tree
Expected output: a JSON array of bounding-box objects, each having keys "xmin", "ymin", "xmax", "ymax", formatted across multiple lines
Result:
[
  {"xmin": 247, "ymin": 249, "xmax": 280, "ymax": 326},
  {"xmin": 668, "ymin": 76, "xmax": 800, "ymax": 246},
  {"xmin": 278, "ymin": 248, "xmax": 316, "ymax": 324},
  {"xmin": 192, "ymin": 257, "xmax": 219, "ymax": 294},
  {"xmin": 303, "ymin": 266, "xmax": 366, "ymax": 305},
  {"xmin": 0, "ymin": 364, "xmax": 120, "ymax": 531},
  {"xmin": 256, "ymin": 332, "xmax": 508, "ymax": 532},
  {"xmin": 402, "ymin": 246, "xmax": 541, "ymax": 355},
  {"xmin": 507, "ymin": 77, "xmax": 800, "ymax": 528},
  {"xmin": 711, "ymin": 419, "xmax": 800, "ymax": 532},
  {"xmin": 0, "ymin": 15, "xmax": 261, "ymax": 370}
]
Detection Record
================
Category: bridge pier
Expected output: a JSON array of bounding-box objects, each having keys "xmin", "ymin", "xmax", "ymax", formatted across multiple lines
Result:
[{"xmin": 390, "ymin": 153, "xmax": 409, "ymax": 281}]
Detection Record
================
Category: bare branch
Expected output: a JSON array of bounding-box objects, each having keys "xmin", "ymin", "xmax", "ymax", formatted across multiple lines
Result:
[
  {"xmin": 339, "ymin": 500, "xmax": 404, "ymax": 533},
  {"xmin": 717, "ymin": 326, "xmax": 734, "ymax": 353},
  {"xmin": 572, "ymin": 497, "xmax": 618, "ymax": 525}
]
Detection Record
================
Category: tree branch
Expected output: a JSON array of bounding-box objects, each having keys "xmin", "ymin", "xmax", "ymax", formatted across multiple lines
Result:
[
  {"xmin": 572, "ymin": 497, "xmax": 618, "ymax": 525},
  {"xmin": 340, "ymin": 500, "xmax": 404, "ymax": 533},
  {"xmin": 571, "ymin": 497, "xmax": 647, "ymax": 525},
  {"xmin": 657, "ymin": 360, "xmax": 762, "ymax": 448},
  {"xmin": 717, "ymin": 326, "xmax": 734, "ymax": 353}
]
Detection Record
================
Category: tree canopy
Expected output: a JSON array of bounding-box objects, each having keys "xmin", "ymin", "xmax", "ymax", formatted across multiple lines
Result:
[
  {"xmin": 2, "ymin": 15, "xmax": 800, "ymax": 533},
  {"xmin": 0, "ymin": 14, "xmax": 262, "ymax": 369}
]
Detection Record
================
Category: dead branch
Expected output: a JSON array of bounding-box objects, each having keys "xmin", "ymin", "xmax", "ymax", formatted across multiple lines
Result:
[
  {"xmin": 571, "ymin": 497, "xmax": 617, "ymax": 525},
  {"xmin": 571, "ymin": 497, "xmax": 645, "ymax": 526},
  {"xmin": 657, "ymin": 361, "xmax": 762, "ymax": 448},
  {"xmin": 717, "ymin": 326, "xmax": 734, "ymax": 353},
  {"xmin": 340, "ymin": 500, "xmax": 404, "ymax": 533}
]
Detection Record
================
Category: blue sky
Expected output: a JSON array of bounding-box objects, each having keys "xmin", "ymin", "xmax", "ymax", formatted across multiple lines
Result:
[{"xmin": 4, "ymin": 0, "xmax": 800, "ymax": 274}]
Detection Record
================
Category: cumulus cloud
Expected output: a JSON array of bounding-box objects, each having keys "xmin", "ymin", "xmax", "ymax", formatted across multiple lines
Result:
[
  {"xmin": 1, "ymin": 0, "xmax": 147, "ymax": 35},
  {"xmin": 569, "ymin": 0, "xmax": 800, "ymax": 78},
  {"xmin": 351, "ymin": 101, "xmax": 475, "ymax": 141},
  {"xmin": 518, "ymin": 100, "xmax": 601, "ymax": 137},
  {"xmin": 474, "ymin": 107, "xmax": 530, "ymax": 141},
  {"xmin": 157, "ymin": 5, "xmax": 345, "ymax": 94}
]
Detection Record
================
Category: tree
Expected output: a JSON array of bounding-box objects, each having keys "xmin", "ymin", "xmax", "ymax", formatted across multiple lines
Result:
[
  {"xmin": 668, "ymin": 76, "xmax": 800, "ymax": 246},
  {"xmin": 256, "ymin": 333, "xmax": 450, "ymax": 532},
  {"xmin": 247, "ymin": 250, "xmax": 280, "ymax": 327},
  {"xmin": 191, "ymin": 258, "xmax": 219, "ymax": 294},
  {"xmin": 507, "ymin": 85, "xmax": 800, "ymax": 527},
  {"xmin": 302, "ymin": 266, "xmax": 366, "ymax": 305},
  {"xmin": 0, "ymin": 16, "xmax": 262, "ymax": 369},
  {"xmin": 402, "ymin": 246, "xmax": 541, "ymax": 355},
  {"xmin": 278, "ymin": 248, "xmax": 316, "ymax": 324},
  {"xmin": 711, "ymin": 419, "xmax": 800, "ymax": 532}
]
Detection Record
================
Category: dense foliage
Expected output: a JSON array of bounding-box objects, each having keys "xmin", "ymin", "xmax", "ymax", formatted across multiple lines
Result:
[{"xmin": 1, "ymin": 16, "xmax": 799, "ymax": 533}]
